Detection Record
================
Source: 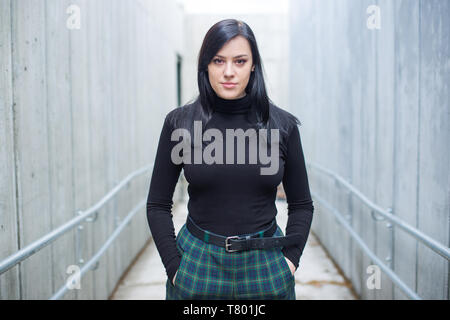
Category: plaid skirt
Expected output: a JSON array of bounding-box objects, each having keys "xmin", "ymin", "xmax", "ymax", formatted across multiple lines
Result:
[{"xmin": 165, "ymin": 221, "xmax": 296, "ymax": 300}]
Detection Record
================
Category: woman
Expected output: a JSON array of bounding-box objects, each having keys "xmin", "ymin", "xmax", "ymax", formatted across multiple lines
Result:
[{"xmin": 146, "ymin": 19, "xmax": 314, "ymax": 300}]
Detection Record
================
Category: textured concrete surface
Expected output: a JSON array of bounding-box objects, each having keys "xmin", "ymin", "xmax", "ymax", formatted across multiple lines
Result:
[
  {"xmin": 110, "ymin": 199, "xmax": 358, "ymax": 300},
  {"xmin": 289, "ymin": 0, "xmax": 450, "ymax": 300}
]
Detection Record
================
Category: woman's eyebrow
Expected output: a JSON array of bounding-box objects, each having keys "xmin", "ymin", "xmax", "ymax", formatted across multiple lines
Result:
[{"xmin": 215, "ymin": 54, "xmax": 249, "ymax": 58}]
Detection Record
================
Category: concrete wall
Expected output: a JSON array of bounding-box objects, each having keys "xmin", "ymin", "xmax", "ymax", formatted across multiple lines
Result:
[
  {"xmin": 0, "ymin": 0, "xmax": 184, "ymax": 299},
  {"xmin": 182, "ymin": 13, "xmax": 290, "ymax": 111},
  {"xmin": 289, "ymin": 0, "xmax": 449, "ymax": 299}
]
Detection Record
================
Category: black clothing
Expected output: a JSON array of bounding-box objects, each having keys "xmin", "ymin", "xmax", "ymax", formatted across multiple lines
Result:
[{"xmin": 146, "ymin": 93, "xmax": 314, "ymax": 282}]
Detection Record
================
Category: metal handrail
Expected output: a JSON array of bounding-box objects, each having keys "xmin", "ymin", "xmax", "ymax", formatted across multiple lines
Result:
[
  {"xmin": 307, "ymin": 161, "xmax": 450, "ymax": 261},
  {"xmin": 0, "ymin": 163, "xmax": 153, "ymax": 275},
  {"xmin": 50, "ymin": 199, "xmax": 147, "ymax": 300},
  {"xmin": 311, "ymin": 191, "xmax": 421, "ymax": 299}
]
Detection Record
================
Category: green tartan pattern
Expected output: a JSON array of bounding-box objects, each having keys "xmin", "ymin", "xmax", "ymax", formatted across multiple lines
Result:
[{"xmin": 166, "ymin": 222, "xmax": 296, "ymax": 300}]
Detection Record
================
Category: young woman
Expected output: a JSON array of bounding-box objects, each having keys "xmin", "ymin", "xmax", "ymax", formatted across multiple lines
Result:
[{"xmin": 146, "ymin": 19, "xmax": 314, "ymax": 300}]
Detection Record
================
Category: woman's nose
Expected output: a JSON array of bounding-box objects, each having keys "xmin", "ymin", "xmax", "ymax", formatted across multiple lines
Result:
[{"xmin": 224, "ymin": 62, "xmax": 234, "ymax": 76}]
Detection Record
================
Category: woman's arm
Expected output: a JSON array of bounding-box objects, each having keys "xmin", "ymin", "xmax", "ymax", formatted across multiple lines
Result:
[
  {"xmin": 281, "ymin": 124, "xmax": 314, "ymax": 271},
  {"xmin": 146, "ymin": 112, "xmax": 183, "ymax": 283}
]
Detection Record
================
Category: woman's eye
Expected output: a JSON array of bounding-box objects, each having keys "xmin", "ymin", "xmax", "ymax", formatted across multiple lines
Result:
[{"xmin": 212, "ymin": 58, "xmax": 246, "ymax": 65}]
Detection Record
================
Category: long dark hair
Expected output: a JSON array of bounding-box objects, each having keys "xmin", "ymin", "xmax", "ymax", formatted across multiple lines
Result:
[{"xmin": 167, "ymin": 19, "xmax": 301, "ymax": 150}]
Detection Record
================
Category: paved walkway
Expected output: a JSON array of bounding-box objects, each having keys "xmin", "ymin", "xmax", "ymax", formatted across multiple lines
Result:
[{"xmin": 110, "ymin": 200, "xmax": 358, "ymax": 300}]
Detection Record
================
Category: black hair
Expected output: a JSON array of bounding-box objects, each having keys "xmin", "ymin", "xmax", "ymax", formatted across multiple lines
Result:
[{"xmin": 166, "ymin": 19, "xmax": 301, "ymax": 151}]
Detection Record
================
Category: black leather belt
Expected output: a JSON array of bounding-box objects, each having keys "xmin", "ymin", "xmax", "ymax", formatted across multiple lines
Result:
[{"xmin": 186, "ymin": 215, "xmax": 303, "ymax": 252}]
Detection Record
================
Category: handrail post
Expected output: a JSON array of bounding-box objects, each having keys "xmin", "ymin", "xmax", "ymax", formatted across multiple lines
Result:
[
  {"xmin": 385, "ymin": 208, "xmax": 394, "ymax": 269},
  {"xmin": 75, "ymin": 210, "xmax": 84, "ymax": 266}
]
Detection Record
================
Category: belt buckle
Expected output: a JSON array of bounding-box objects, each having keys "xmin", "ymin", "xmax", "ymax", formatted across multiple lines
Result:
[{"xmin": 225, "ymin": 236, "xmax": 240, "ymax": 253}]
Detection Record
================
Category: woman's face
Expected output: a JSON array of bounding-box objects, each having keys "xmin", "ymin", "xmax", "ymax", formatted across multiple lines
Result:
[{"xmin": 208, "ymin": 35, "xmax": 255, "ymax": 100}]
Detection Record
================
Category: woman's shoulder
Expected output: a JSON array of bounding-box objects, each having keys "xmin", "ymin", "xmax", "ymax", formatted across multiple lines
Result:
[
  {"xmin": 164, "ymin": 100, "xmax": 199, "ymax": 130},
  {"xmin": 268, "ymin": 102, "xmax": 301, "ymax": 137}
]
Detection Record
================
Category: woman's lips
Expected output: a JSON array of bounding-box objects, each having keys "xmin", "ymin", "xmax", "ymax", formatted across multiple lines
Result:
[{"xmin": 222, "ymin": 83, "xmax": 237, "ymax": 89}]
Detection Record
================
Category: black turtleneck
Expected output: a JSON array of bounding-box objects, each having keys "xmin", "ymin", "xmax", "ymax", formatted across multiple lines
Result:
[
  {"xmin": 146, "ymin": 93, "xmax": 314, "ymax": 283},
  {"xmin": 213, "ymin": 91, "xmax": 251, "ymax": 114}
]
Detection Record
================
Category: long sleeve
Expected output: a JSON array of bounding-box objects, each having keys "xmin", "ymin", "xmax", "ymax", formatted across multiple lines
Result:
[
  {"xmin": 146, "ymin": 114, "xmax": 183, "ymax": 282},
  {"xmin": 281, "ymin": 124, "xmax": 314, "ymax": 270}
]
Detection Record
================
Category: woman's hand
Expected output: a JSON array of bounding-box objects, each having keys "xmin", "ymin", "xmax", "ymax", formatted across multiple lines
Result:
[{"xmin": 285, "ymin": 257, "xmax": 296, "ymax": 276}]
